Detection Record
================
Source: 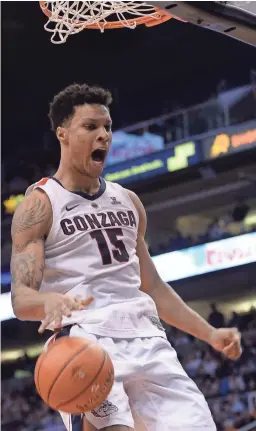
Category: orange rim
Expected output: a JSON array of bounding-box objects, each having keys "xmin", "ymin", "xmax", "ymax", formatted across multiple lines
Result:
[{"xmin": 39, "ymin": 2, "xmax": 173, "ymax": 30}]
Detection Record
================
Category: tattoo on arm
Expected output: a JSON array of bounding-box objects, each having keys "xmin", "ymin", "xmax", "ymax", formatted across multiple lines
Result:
[
  {"xmin": 11, "ymin": 243, "xmax": 45, "ymax": 302},
  {"xmin": 11, "ymin": 248, "xmax": 44, "ymax": 288},
  {"xmin": 12, "ymin": 198, "xmax": 46, "ymax": 233},
  {"xmin": 11, "ymin": 194, "xmax": 48, "ymax": 300}
]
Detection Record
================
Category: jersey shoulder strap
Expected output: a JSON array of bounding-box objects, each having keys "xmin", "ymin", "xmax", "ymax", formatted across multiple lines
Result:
[{"xmin": 25, "ymin": 177, "xmax": 49, "ymax": 196}]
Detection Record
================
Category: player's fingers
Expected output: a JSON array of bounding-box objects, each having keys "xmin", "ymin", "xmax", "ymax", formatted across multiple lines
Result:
[
  {"xmin": 54, "ymin": 310, "xmax": 64, "ymax": 329},
  {"xmin": 62, "ymin": 307, "xmax": 72, "ymax": 318},
  {"xmin": 80, "ymin": 296, "xmax": 94, "ymax": 307},
  {"xmin": 223, "ymin": 341, "xmax": 235, "ymax": 354},
  {"xmin": 222, "ymin": 328, "xmax": 240, "ymax": 347},
  {"xmin": 72, "ymin": 296, "xmax": 94, "ymax": 310},
  {"xmin": 227, "ymin": 331, "xmax": 241, "ymax": 358},
  {"xmin": 225, "ymin": 349, "xmax": 241, "ymax": 360},
  {"xmin": 231, "ymin": 340, "xmax": 242, "ymax": 359},
  {"xmin": 228, "ymin": 328, "xmax": 241, "ymax": 342},
  {"xmin": 38, "ymin": 314, "xmax": 54, "ymax": 334},
  {"xmin": 230, "ymin": 328, "xmax": 240, "ymax": 338},
  {"xmin": 223, "ymin": 340, "xmax": 242, "ymax": 359}
]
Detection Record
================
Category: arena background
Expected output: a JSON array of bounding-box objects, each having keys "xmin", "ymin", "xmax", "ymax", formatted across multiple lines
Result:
[{"xmin": 2, "ymin": 2, "xmax": 256, "ymax": 431}]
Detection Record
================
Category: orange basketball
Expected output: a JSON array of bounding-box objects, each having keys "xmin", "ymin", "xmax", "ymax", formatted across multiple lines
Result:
[{"xmin": 34, "ymin": 336, "xmax": 114, "ymax": 414}]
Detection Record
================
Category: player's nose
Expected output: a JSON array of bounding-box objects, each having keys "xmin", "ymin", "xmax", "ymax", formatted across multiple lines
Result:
[
  {"xmin": 97, "ymin": 126, "xmax": 110, "ymax": 143},
  {"xmin": 98, "ymin": 127, "xmax": 109, "ymax": 141}
]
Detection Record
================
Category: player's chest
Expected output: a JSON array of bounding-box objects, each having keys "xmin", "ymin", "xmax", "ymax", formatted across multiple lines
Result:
[
  {"xmin": 59, "ymin": 208, "xmax": 137, "ymax": 237},
  {"xmin": 54, "ymin": 201, "xmax": 138, "ymax": 265},
  {"xmin": 57, "ymin": 196, "xmax": 138, "ymax": 239}
]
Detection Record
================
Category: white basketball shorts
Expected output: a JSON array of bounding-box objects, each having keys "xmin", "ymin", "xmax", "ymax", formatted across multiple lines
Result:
[{"xmin": 49, "ymin": 324, "xmax": 216, "ymax": 431}]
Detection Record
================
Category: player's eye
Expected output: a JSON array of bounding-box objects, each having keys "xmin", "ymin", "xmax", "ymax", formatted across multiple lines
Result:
[
  {"xmin": 84, "ymin": 124, "xmax": 97, "ymax": 131},
  {"xmin": 105, "ymin": 124, "xmax": 112, "ymax": 132}
]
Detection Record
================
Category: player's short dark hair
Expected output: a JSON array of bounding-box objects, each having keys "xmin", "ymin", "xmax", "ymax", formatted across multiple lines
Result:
[{"xmin": 49, "ymin": 83, "xmax": 112, "ymax": 131}]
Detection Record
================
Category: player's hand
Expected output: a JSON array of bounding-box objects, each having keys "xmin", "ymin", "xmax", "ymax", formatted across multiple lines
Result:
[
  {"xmin": 38, "ymin": 293, "xmax": 94, "ymax": 334},
  {"xmin": 208, "ymin": 327, "xmax": 242, "ymax": 360}
]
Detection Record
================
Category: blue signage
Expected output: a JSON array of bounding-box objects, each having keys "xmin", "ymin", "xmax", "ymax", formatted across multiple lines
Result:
[{"xmin": 103, "ymin": 141, "xmax": 201, "ymax": 185}]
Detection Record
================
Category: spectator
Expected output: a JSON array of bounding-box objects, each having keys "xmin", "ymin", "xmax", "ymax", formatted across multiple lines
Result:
[
  {"xmin": 208, "ymin": 304, "xmax": 225, "ymax": 328},
  {"xmin": 202, "ymin": 351, "xmax": 219, "ymax": 377},
  {"xmin": 228, "ymin": 371, "xmax": 246, "ymax": 393},
  {"xmin": 228, "ymin": 312, "xmax": 241, "ymax": 329},
  {"xmin": 228, "ymin": 393, "xmax": 246, "ymax": 414},
  {"xmin": 208, "ymin": 220, "xmax": 224, "ymax": 241},
  {"xmin": 219, "ymin": 376, "xmax": 230, "ymax": 396},
  {"xmin": 183, "ymin": 351, "xmax": 202, "ymax": 377}
]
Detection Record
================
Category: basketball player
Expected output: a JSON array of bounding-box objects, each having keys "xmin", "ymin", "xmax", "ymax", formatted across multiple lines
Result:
[{"xmin": 11, "ymin": 84, "xmax": 242, "ymax": 431}]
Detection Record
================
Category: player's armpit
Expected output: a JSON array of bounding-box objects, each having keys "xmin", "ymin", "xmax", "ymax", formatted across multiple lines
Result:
[{"xmin": 11, "ymin": 189, "xmax": 52, "ymax": 320}]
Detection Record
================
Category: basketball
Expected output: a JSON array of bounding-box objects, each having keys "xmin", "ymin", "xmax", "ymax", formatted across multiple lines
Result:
[{"xmin": 34, "ymin": 336, "xmax": 114, "ymax": 414}]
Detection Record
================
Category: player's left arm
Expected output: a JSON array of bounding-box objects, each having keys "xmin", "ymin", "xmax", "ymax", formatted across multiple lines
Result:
[{"xmin": 127, "ymin": 190, "xmax": 242, "ymax": 360}]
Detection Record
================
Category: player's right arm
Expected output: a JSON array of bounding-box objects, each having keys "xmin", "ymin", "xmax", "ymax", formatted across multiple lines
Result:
[
  {"xmin": 11, "ymin": 188, "xmax": 50, "ymax": 321},
  {"xmin": 11, "ymin": 188, "xmax": 93, "ymax": 332}
]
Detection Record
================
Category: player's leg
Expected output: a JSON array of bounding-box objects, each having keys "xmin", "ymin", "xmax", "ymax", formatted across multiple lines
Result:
[
  {"xmin": 84, "ymin": 379, "xmax": 134, "ymax": 429},
  {"xmin": 54, "ymin": 326, "xmax": 134, "ymax": 431},
  {"xmin": 128, "ymin": 337, "xmax": 216, "ymax": 430},
  {"xmin": 83, "ymin": 416, "xmax": 97, "ymax": 430},
  {"xmin": 68, "ymin": 325, "xmax": 135, "ymax": 430},
  {"xmin": 60, "ymin": 414, "xmax": 134, "ymax": 430},
  {"xmin": 60, "ymin": 388, "xmax": 135, "ymax": 431}
]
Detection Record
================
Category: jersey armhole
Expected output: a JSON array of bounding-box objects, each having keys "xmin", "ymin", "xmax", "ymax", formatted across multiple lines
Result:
[
  {"xmin": 120, "ymin": 186, "xmax": 140, "ymax": 225},
  {"xmin": 25, "ymin": 178, "xmax": 49, "ymax": 196},
  {"xmin": 33, "ymin": 183, "xmax": 55, "ymax": 245},
  {"xmin": 25, "ymin": 184, "xmax": 35, "ymax": 197}
]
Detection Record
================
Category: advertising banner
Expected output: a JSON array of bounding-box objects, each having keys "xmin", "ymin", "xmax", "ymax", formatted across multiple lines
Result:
[
  {"xmin": 106, "ymin": 131, "xmax": 165, "ymax": 166},
  {"xmin": 202, "ymin": 122, "xmax": 256, "ymax": 160},
  {"xmin": 103, "ymin": 141, "xmax": 201, "ymax": 184},
  {"xmin": 153, "ymin": 232, "xmax": 256, "ymax": 282}
]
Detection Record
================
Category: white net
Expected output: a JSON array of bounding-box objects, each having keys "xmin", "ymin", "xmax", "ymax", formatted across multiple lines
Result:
[{"xmin": 40, "ymin": 1, "xmax": 160, "ymax": 44}]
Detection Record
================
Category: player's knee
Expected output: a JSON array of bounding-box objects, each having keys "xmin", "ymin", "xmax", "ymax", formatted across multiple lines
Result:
[{"xmin": 82, "ymin": 417, "xmax": 97, "ymax": 431}]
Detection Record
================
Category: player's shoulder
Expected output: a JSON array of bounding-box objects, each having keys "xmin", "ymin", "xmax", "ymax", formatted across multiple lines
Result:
[
  {"xmin": 124, "ymin": 187, "xmax": 143, "ymax": 209},
  {"xmin": 105, "ymin": 180, "xmax": 144, "ymax": 217},
  {"xmin": 23, "ymin": 178, "xmax": 52, "ymax": 208},
  {"xmin": 107, "ymin": 180, "xmax": 137, "ymax": 203},
  {"xmin": 15, "ymin": 179, "xmax": 52, "ymax": 221},
  {"xmin": 12, "ymin": 180, "xmax": 52, "ymax": 237},
  {"xmin": 121, "ymin": 185, "xmax": 146, "ymax": 220}
]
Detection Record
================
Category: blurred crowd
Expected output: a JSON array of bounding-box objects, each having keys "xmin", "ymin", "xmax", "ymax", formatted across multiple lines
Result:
[
  {"xmin": 148, "ymin": 197, "xmax": 256, "ymax": 256},
  {"xmin": 2, "ymin": 306, "xmax": 256, "ymax": 431},
  {"xmin": 165, "ymin": 305, "xmax": 256, "ymax": 431}
]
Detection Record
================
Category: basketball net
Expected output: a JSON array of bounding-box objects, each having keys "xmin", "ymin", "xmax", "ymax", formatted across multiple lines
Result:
[
  {"xmin": 39, "ymin": 1, "xmax": 175, "ymax": 44},
  {"xmin": 39, "ymin": 1, "xmax": 256, "ymax": 46}
]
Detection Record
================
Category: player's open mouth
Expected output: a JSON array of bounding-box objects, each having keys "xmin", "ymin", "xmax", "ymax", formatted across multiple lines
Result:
[{"xmin": 91, "ymin": 149, "xmax": 107, "ymax": 165}]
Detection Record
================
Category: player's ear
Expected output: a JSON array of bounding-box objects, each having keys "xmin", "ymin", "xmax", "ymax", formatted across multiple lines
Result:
[{"xmin": 56, "ymin": 126, "xmax": 67, "ymax": 145}]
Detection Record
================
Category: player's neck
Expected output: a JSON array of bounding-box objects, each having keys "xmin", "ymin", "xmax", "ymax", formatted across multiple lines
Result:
[{"xmin": 54, "ymin": 165, "xmax": 101, "ymax": 195}]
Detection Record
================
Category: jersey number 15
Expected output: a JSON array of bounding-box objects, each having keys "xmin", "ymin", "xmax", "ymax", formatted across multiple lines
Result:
[{"xmin": 90, "ymin": 228, "xmax": 129, "ymax": 265}]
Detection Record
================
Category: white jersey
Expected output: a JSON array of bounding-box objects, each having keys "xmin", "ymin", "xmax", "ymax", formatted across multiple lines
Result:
[{"xmin": 34, "ymin": 177, "xmax": 166, "ymax": 338}]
